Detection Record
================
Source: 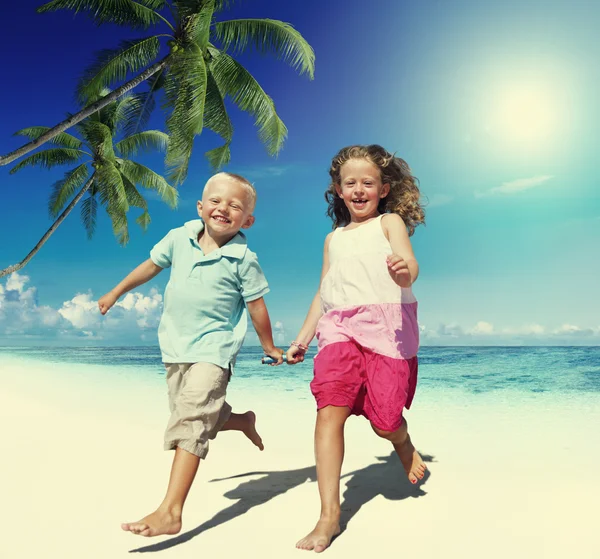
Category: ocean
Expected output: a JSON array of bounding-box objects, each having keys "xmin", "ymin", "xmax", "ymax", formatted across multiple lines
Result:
[{"xmin": 0, "ymin": 345, "xmax": 598, "ymax": 395}]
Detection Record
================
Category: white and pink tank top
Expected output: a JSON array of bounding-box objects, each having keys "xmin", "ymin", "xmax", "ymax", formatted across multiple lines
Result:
[{"xmin": 316, "ymin": 214, "xmax": 419, "ymax": 360}]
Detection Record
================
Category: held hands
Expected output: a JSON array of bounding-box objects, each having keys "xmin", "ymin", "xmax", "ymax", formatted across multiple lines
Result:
[
  {"xmin": 386, "ymin": 254, "xmax": 412, "ymax": 287},
  {"xmin": 98, "ymin": 291, "xmax": 118, "ymax": 315},
  {"xmin": 263, "ymin": 346, "xmax": 284, "ymax": 366},
  {"xmin": 286, "ymin": 341, "xmax": 308, "ymax": 365}
]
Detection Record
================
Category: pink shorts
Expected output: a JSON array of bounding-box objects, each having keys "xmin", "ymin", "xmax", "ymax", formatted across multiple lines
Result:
[{"xmin": 310, "ymin": 341, "xmax": 418, "ymax": 432}]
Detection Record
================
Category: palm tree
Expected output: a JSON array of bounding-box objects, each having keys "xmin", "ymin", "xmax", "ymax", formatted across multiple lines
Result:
[
  {"xmin": 0, "ymin": 0, "xmax": 315, "ymax": 181},
  {"xmin": 0, "ymin": 92, "xmax": 177, "ymax": 278}
]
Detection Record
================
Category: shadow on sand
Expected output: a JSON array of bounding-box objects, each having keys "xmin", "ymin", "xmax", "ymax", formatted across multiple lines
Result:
[{"xmin": 130, "ymin": 451, "xmax": 435, "ymax": 553}]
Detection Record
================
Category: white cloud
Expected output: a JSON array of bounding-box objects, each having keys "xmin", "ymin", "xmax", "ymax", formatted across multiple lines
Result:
[
  {"xmin": 2, "ymin": 273, "xmax": 599, "ymax": 347},
  {"xmin": 0, "ymin": 273, "xmax": 162, "ymax": 342},
  {"xmin": 233, "ymin": 165, "xmax": 291, "ymax": 181},
  {"xmin": 502, "ymin": 323, "xmax": 545, "ymax": 335},
  {"xmin": 273, "ymin": 320, "xmax": 286, "ymax": 344},
  {"xmin": 59, "ymin": 292, "xmax": 100, "ymax": 329},
  {"xmin": 0, "ymin": 272, "xmax": 62, "ymax": 336},
  {"xmin": 425, "ymin": 194, "xmax": 454, "ymax": 208},
  {"xmin": 5, "ymin": 273, "xmax": 29, "ymax": 292},
  {"xmin": 552, "ymin": 324, "xmax": 599, "ymax": 338},
  {"xmin": 469, "ymin": 321, "xmax": 494, "ymax": 335},
  {"xmin": 475, "ymin": 175, "xmax": 553, "ymax": 198},
  {"xmin": 419, "ymin": 320, "xmax": 599, "ymax": 345}
]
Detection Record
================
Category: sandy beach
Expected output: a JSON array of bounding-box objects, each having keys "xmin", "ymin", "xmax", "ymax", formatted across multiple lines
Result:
[{"xmin": 0, "ymin": 354, "xmax": 598, "ymax": 559}]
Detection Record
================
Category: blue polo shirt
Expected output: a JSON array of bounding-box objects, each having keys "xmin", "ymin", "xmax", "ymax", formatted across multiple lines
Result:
[{"xmin": 150, "ymin": 219, "xmax": 269, "ymax": 368}]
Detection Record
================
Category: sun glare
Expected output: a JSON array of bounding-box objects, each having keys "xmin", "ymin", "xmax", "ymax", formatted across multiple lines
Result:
[{"xmin": 485, "ymin": 80, "xmax": 568, "ymax": 149}]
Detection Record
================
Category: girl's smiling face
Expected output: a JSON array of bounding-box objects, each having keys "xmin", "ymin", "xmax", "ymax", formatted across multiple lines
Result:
[{"xmin": 336, "ymin": 158, "xmax": 390, "ymax": 222}]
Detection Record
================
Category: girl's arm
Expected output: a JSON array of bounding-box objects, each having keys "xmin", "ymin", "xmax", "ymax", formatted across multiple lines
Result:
[
  {"xmin": 382, "ymin": 214, "xmax": 419, "ymax": 288},
  {"xmin": 98, "ymin": 258, "xmax": 163, "ymax": 314},
  {"xmin": 286, "ymin": 232, "xmax": 333, "ymax": 364}
]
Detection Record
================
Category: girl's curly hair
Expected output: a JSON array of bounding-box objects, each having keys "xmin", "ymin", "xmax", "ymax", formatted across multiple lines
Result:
[{"xmin": 325, "ymin": 144, "xmax": 425, "ymax": 236}]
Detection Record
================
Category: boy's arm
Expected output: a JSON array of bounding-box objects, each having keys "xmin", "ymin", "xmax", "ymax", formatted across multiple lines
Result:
[
  {"xmin": 98, "ymin": 258, "xmax": 163, "ymax": 315},
  {"xmin": 245, "ymin": 297, "xmax": 283, "ymax": 364},
  {"xmin": 286, "ymin": 232, "xmax": 333, "ymax": 364},
  {"xmin": 382, "ymin": 213, "xmax": 419, "ymax": 288}
]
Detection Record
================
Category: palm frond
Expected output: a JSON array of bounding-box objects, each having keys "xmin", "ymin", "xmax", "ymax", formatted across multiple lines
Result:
[
  {"xmin": 97, "ymin": 162, "xmax": 129, "ymax": 214},
  {"xmin": 108, "ymin": 209, "xmax": 130, "ymax": 245},
  {"xmin": 9, "ymin": 148, "xmax": 85, "ymax": 174},
  {"xmin": 174, "ymin": 0, "xmax": 236, "ymax": 14},
  {"xmin": 121, "ymin": 174, "xmax": 152, "ymax": 233},
  {"xmin": 204, "ymin": 70, "xmax": 233, "ymax": 143},
  {"xmin": 162, "ymin": 51, "xmax": 208, "ymax": 183},
  {"xmin": 122, "ymin": 70, "xmax": 166, "ymax": 136},
  {"xmin": 214, "ymin": 0, "xmax": 238, "ymax": 11},
  {"xmin": 210, "ymin": 52, "xmax": 287, "ymax": 156},
  {"xmin": 48, "ymin": 163, "xmax": 91, "ymax": 217},
  {"xmin": 172, "ymin": 0, "xmax": 203, "ymax": 19},
  {"xmin": 80, "ymin": 121, "xmax": 115, "ymax": 160},
  {"xmin": 205, "ymin": 143, "xmax": 231, "ymax": 169},
  {"xmin": 38, "ymin": 0, "xmax": 166, "ymax": 30},
  {"xmin": 121, "ymin": 173, "xmax": 149, "ymax": 209},
  {"xmin": 213, "ymin": 19, "xmax": 315, "ymax": 79},
  {"xmin": 14, "ymin": 127, "xmax": 82, "ymax": 149},
  {"xmin": 136, "ymin": 210, "xmax": 152, "ymax": 231},
  {"xmin": 189, "ymin": 0, "xmax": 215, "ymax": 49},
  {"xmin": 202, "ymin": 71, "xmax": 233, "ymax": 169},
  {"xmin": 80, "ymin": 192, "xmax": 98, "ymax": 239},
  {"xmin": 77, "ymin": 36, "xmax": 162, "ymax": 102},
  {"xmin": 112, "ymin": 94, "xmax": 139, "ymax": 135},
  {"xmin": 120, "ymin": 160, "xmax": 178, "ymax": 208},
  {"xmin": 116, "ymin": 130, "xmax": 169, "ymax": 157}
]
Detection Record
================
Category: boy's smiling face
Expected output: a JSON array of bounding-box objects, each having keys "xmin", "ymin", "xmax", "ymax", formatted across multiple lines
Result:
[{"xmin": 197, "ymin": 176, "xmax": 255, "ymax": 239}]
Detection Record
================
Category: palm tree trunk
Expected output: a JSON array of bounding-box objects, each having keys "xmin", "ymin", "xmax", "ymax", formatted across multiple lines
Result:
[
  {"xmin": 0, "ymin": 57, "xmax": 170, "ymax": 167},
  {"xmin": 0, "ymin": 174, "xmax": 96, "ymax": 278}
]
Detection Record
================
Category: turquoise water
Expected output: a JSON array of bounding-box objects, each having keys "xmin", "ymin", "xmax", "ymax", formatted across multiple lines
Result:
[{"xmin": 0, "ymin": 345, "xmax": 598, "ymax": 394}]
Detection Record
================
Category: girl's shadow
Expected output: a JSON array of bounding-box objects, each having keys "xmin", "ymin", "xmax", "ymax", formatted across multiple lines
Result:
[
  {"xmin": 131, "ymin": 451, "xmax": 434, "ymax": 553},
  {"xmin": 339, "ymin": 451, "xmax": 433, "ymax": 532}
]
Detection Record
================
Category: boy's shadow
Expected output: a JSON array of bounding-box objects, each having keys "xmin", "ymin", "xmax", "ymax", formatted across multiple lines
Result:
[{"xmin": 131, "ymin": 451, "xmax": 434, "ymax": 553}]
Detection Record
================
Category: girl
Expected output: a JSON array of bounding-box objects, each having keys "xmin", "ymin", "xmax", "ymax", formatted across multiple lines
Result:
[{"xmin": 286, "ymin": 144, "xmax": 426, "ymax": 553}]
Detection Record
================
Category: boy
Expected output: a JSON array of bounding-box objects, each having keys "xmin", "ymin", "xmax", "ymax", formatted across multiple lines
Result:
[{"xmin": 98, "ymin": 172, "xmax": 283, "ymax": 537}]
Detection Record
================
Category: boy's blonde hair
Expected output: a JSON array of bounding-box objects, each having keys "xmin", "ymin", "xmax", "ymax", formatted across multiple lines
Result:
[
  {"xmin": 205, "ymin": 172, "xmax": 257, "ymax": 211},
  {"xmin": 326, "ymin": 145, "xmax": 425, "ymax": 236}
]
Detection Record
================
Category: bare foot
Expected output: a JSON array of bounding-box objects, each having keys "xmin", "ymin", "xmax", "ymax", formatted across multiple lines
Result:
[
  {"xmin": 296, "ymin": 518, "xmax": 341, "ymax": 553},
  {"xmin": 121, "ymin": 509, "xmax": 182, "ymax": 537},
  {"xmin": 242, "ymin": 411, "xmax": 264, "ymax": 451},
  {"xmin": 397, "ymin": 436, "xmax": 427, "ymax": 484}
]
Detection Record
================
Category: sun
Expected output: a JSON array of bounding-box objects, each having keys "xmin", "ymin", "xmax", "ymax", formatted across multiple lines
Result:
[{"xmin": 484, "ymin": 78, "xmax": 569, "ymax": 150}]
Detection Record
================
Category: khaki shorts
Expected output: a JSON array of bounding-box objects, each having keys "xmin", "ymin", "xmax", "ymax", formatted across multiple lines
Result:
[{"xmin": 163, "ymin": 362, "xmax": 232, "ymax": 458}]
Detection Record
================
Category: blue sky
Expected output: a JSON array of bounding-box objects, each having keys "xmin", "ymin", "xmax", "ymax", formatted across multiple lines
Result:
[{"xmin": 1, "ymin": 0, "xmax": 599, "ymax": 346}]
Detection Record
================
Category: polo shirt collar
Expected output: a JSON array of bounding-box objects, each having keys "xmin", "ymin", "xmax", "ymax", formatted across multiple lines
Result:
[{"xmin": 184, "ymin": 219, "xmax": 247, "ymax": 260}]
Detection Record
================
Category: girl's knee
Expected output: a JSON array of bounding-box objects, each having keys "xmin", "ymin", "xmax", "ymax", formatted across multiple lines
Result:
[
  {"xmin": 372, "ymin": 425, "xmax": 395, "ymax": 440},
  {"xmin": 371, "ymin": 422, "xmax": 407, "ymax": 443},
  {"xmin": 317, "ymin": 405, "xmax": 351, "ymax": 425}
]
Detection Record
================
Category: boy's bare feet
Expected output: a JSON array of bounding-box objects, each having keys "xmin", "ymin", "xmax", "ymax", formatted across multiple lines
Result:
[
  {"xmin": 121, "ymin": 508, "xmax": 182, "ymax": 537},
  {"xmin": 397, "ymin": 436, "xmax": 427, "ymax": 484},
  {"xmin": 296, "ymin": 518, "xmax": 341, "ymax": 553},
  {"xmin": 241, "ymin": 411, "xmax": 264, "ymax": 450}
]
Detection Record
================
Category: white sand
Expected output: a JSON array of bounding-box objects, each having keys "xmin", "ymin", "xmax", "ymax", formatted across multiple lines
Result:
[{"xmin": 0, "ymin": 357, "xmax": 598, "ymax": 559}]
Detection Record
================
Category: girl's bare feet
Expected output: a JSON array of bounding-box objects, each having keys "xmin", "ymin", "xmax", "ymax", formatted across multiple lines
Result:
[
  {"xmin": 121, "ymin": 508, "xmax": 182, "ymax": 537},
  {"xmin": 397, "ymin": 436, "xmax": 427, "ymax": 484},
  {"xmin": 296, "ymin": 517, "xmax": 341, "ymax": 553}
]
